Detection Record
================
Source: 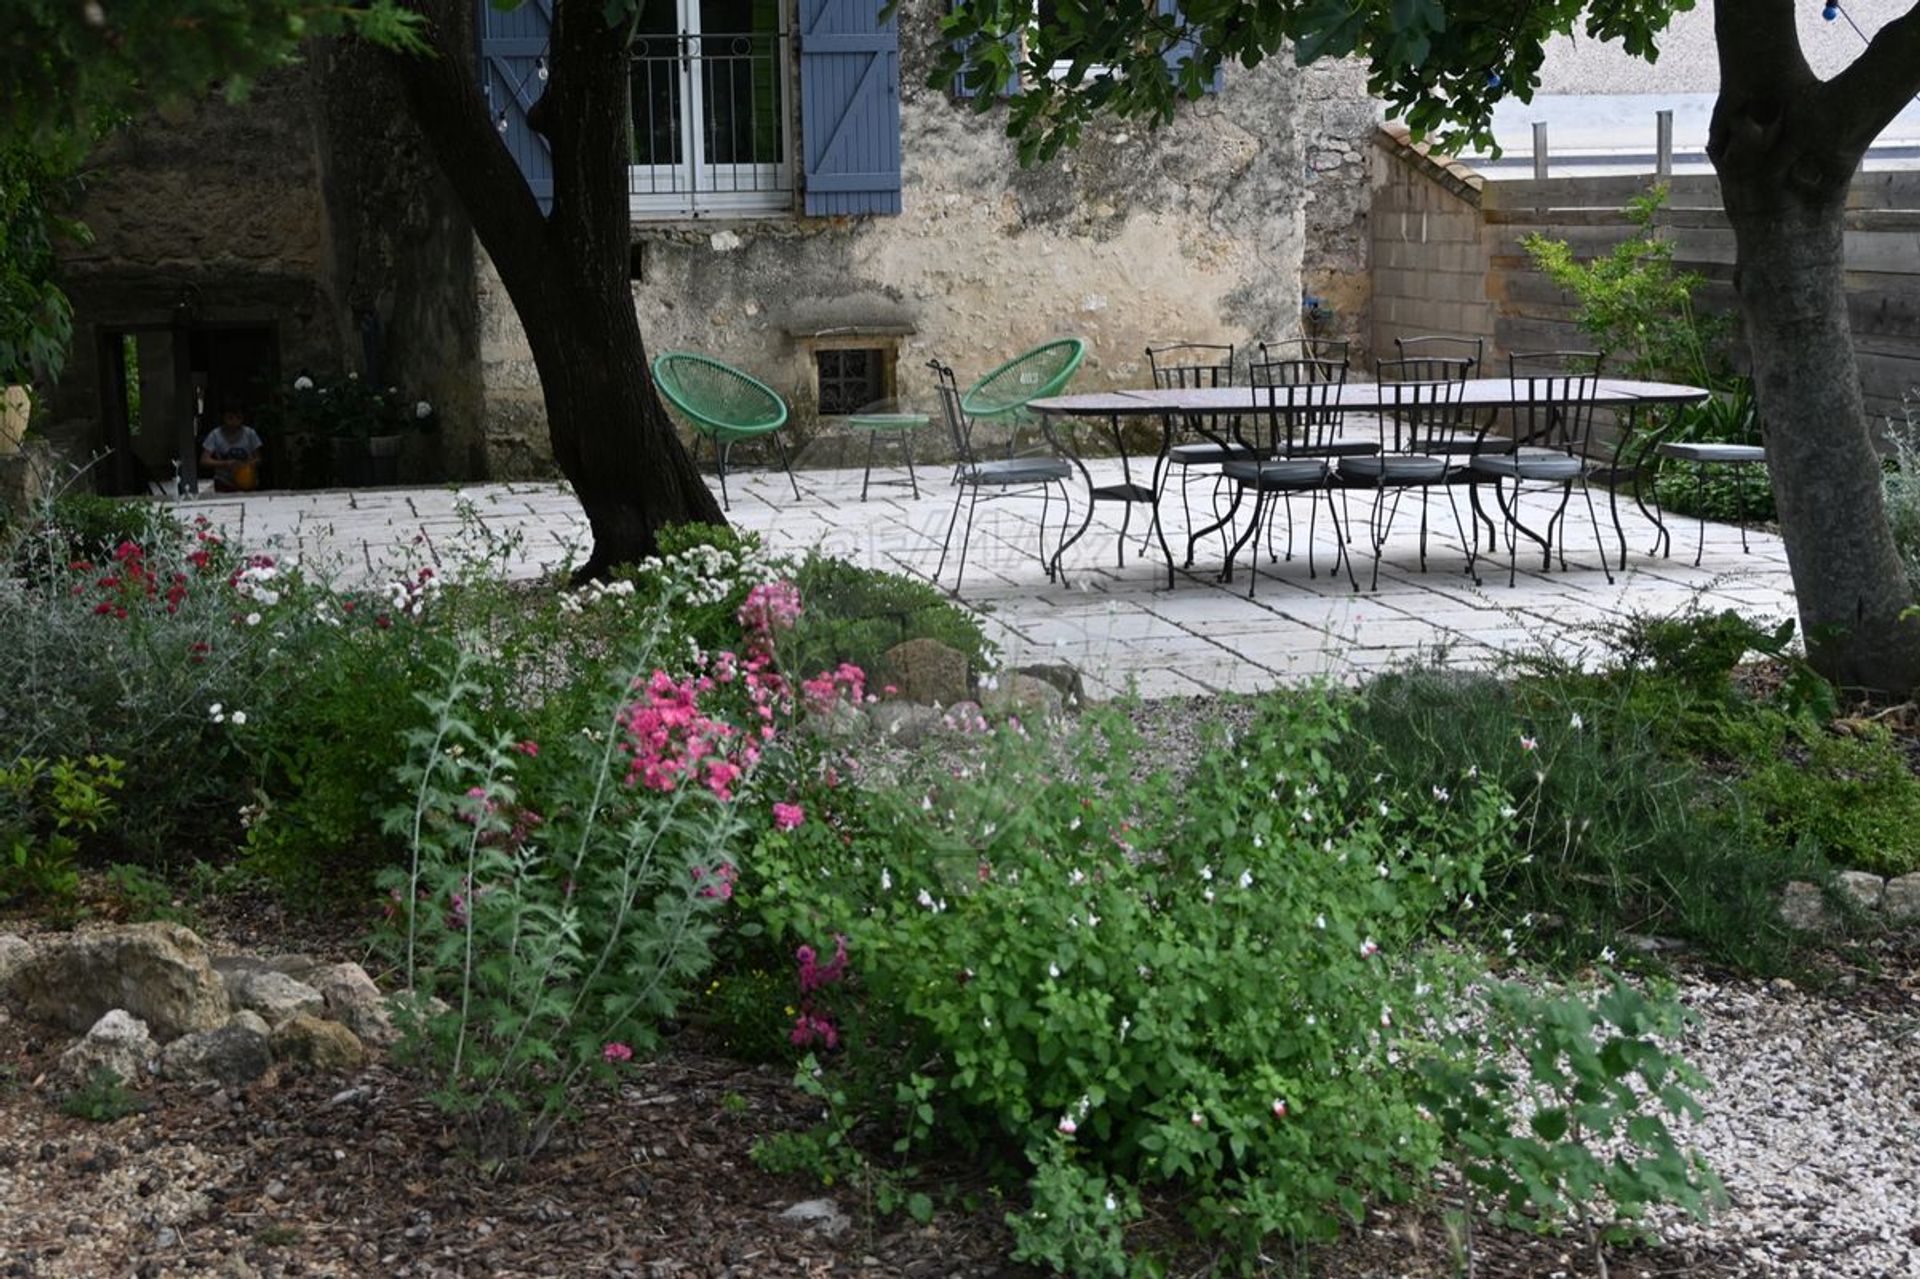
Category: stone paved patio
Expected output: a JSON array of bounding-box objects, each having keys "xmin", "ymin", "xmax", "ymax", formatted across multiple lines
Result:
[{"xmin": 179, "ymin": 460, "xmax": 1798, "ymax": 699}]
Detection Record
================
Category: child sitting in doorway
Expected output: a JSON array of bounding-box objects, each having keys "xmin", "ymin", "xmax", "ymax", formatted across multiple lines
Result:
[{"xmin": 199, "ymin": 402, "xmax": 264, "ymax": 492}]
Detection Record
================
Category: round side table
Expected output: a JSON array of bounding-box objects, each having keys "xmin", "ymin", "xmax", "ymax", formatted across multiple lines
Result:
[{"xmin": 847, "ymin": 412, "xmax": 929, "ymax": 501}]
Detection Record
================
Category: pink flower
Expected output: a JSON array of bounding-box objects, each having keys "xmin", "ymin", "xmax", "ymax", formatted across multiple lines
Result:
[
  {"xmin": 1056, "ymin": 1116, "xmax": 1077, "ymax": 1136},
  {"xmin": 514, "ymin": 739, "xmax": 540, "ymax": 757},
  {"xmin": 1359, "ymin": 938, "xmax": 1380, "ymax": 958},
  {"xmin": 602, "ymin": 1042, "xmax": 634, "ymax": 1064},
  {"xmin": 772, "ymin": 802, "xmax": 804, "ymax": 831},
  {"xmin": 1519, "ymin": 734, "xmax": 1538, "ymax": 752},
  {"xmin": 1272, "ymin": 1098, "xmax": 1289, "ymax": 1118},
  {"xmin": 789, "ymin": 1013, "xmax": 839, "ymax": 1049}
]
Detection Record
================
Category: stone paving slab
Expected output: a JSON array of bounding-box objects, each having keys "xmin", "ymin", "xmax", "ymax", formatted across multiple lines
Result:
[{"xmin": 176, "ymin": 460, "xmax": 1799, "ymax": 698}]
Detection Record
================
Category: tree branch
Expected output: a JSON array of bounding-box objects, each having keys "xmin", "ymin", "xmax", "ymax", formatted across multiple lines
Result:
[
  {"xmin": 1707, "ymin": 0, "xmax": 1815, "ymax": 175},
  {"xmin": 1825, "ymin": 1, "xmax": 1920, "ymax": 155}
]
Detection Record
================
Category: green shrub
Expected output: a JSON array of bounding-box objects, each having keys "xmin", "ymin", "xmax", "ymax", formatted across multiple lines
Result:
[
  {"xmin": 1736, "ymin": 722, "xmax": 1920, "ymax": 878},
  {"xmin": 1, "ymin": 753, "xmax": 122, "ymax": 908},
  {"xmin": 59, "ymin": 1067, "xmax": 147, "ymax": 1123},
  {"xmin": 787, "ymin": 548, "xmax": 994, "ymax": 676}
]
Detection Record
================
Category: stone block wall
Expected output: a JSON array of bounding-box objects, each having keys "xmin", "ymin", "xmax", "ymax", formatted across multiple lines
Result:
[{"xmin": 1368, "ymin": 128, "xmax": 1496, "ymax": 361}]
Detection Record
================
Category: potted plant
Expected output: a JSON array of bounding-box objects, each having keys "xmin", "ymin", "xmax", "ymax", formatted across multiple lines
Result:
[{"xmin": 278, "ymin": 372, "xmax": 435, "ymax": 486}]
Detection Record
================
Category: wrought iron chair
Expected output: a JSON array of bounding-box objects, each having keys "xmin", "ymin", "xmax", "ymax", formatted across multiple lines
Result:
[
  {"xmin": 1465, "ymin": 351, "xmax": 1615, "ymax": 587},
  {"xmin": 1246, "ymin": 355, "xmax": 1368, "ymax": 561},
  {"xmin": 1142, "ymin": 342, "xmax": 1242, "ymax": 566},
  {"xmin": 1338, "ymin": 367, "xmax": 1477, "ymax": 591},
  {"xmin": 1377, "ymin": 354, "xmax": 1495, "ymax": 552},
  {"xmin": 928, "ymin": 359, "xmax": 1075, "ymax": 593},
  {"xmin": 1258, "ymin": 337, "xmax": 1351, "ymax": 366},
  {"xmin": 1219, "ymin": 367, "xmax": 1357, "ymax": 597},
  {"xmin": 651, "ymin": 352, "xmax": 800, "ymax": 512},
  {"xmin": 1393, "ymin": 334, "xmax": 1485, "ymax": 367}
]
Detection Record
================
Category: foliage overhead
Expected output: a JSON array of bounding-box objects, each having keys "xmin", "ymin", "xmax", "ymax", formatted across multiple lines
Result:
[
  {"xmin": 936, "ymin": 0, "xmax": 1697, "ymax": 162},
  {"xmin": 0, "ymin": 0, "xmax": 425, "ymax": 146}
]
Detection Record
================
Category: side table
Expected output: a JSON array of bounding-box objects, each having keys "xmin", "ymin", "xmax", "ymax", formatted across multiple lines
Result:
[{"xmin": 848, "ymin": 412, "xmax": 929, "ymax": 501}]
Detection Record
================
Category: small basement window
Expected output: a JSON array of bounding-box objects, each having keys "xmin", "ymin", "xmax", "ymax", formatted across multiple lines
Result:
[{"xmin": 814, "ymin": 346, "xmax": 892, "ymax": 416}]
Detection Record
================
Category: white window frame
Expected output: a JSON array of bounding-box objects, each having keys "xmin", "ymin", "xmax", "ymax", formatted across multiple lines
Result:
[{"xmin": 629, "ymin": 0, "xmax": 795, "ymax": 219}]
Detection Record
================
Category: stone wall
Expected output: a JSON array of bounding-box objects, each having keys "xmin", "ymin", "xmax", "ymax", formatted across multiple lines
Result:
[
  {"xmin": 48, "ymin": 47, "xmax": 479, "ymax": 490},
  {"xmin": 1368, "ymin": 127, "xmax": 1495, "ymax": 362},
  {"xmin": 476, "ymin": 2, "xmax": 1379, "ymax": 475}
]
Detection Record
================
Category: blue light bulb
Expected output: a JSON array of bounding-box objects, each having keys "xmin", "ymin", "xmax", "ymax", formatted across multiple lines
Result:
[
  {"xmin": 1487, "ymin": 70, "xmax": 1503, "ymax": 89},
  {"xmin": 1823, "ymin": 3, "xmax": 1839, "ymax": 20}
]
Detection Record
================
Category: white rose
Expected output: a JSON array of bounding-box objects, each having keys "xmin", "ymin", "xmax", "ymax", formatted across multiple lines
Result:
[
  {"xmin": 292, "ymin": 375, "xmax": 314, "ymax": 391},
  {"xmin": 414, "ymin": 400, "xmax": 433, "ymax": 420}
]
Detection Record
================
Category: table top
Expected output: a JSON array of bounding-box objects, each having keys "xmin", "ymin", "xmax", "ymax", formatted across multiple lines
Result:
[
  {"xmin": 847, "ymin": 412, "xmax": 931, "ymax": 428},
  {"xmin": 1029, "ymin": 377, "xmax": 1711, "ymax": 418}
]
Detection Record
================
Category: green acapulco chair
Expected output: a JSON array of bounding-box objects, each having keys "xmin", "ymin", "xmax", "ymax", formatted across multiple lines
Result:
[
  {"xmin": 956, "ymin": 337, "xmax": 1089, "ymax": 465},
  {"xmin": 651, "ymin": 351, "xmax": 801, "ymax": 511}
]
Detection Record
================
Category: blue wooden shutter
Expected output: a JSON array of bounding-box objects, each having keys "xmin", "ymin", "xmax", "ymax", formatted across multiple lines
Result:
[
  {"xmin": 1159, "ymin": 0, "xmax": 1222, "ymax": 94},
  {"xmin": 477, "ymin": 0, "xmax": 555, "ymax": 213},
  {"xmin": 799, "ymin": 0, "xmax": 903, "ymax": 216}
]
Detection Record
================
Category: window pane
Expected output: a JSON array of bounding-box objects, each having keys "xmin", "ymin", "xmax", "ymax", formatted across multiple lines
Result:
[
  {"xmin": 701, "ymin": 0, "xmax": 783, "ymax": 167},
  {"xmin": 631, "ymin": 1, "xmax": 682, "ymax": 169}
]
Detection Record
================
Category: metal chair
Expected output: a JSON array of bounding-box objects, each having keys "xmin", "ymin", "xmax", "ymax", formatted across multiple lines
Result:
[
  {"xmin": 651, "ymin": 352, "xmax": 800, "ymax": 512},
  {"xmin": 1246, "ymin": 355, "xmax": 1370, "ymax": 560},
  {"xmin": 1466, "ymin": 351, "xmax": 1615, "ymax": 587},
  {"xmin": 958, "ymin": 338, "xmax": 1088, "ymax": 459},
  {"xmin": 1142, "ymin": 343, "xmax": 1242, "ymax": 566},
  {"xmin": 1258, "ymin": 337, "xmax": 1351, "ymax": 367},
  {"xmin": 1377, "ymin": 354, "xmax": 1496, "ymax": 553},
  {"xmin": 1338, "ymin": 369, "xmax": 1477, "ymax": 591},
  {"xmin": 1654, "ymin": 440, "xmax": 1768, "ymax": 565},
  {"xmin": 1219, "ymin": 368, "xmax": 1357, "ymax": 597},
  {"xmin": 1393, "ymin": 334, "xmax": 1485, "ymax": 368},
  {"xmin": 928, "ymin": 358, "xmax": 1075, "ymax": 593}
]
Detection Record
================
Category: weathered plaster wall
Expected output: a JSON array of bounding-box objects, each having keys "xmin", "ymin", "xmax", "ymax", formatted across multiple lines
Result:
[
  {"xmin": 1297, "ymin": 59, "xmax": 1379, "ymax": 362},
  {"xmin": 476, "ymin": 1, "xmax": 1378, "ymax": 474}
]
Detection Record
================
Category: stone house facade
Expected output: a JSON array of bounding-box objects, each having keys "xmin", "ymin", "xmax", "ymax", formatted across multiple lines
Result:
[{"xmin": 47, "ymin": 0, "xmax": 1377, "ymax": 489}]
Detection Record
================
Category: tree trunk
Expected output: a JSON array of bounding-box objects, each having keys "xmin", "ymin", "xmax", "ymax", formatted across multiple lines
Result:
[
  {"xmin": 1709, "ymin": 1, "xmax": 1920, "ymax": 695},
  {"xmin": 390, "ymin": 0, "xmax": 725, "ymax": 578},
  {"xmin": 1716, "ymin": 178, "xmax": 1920, "ymax": 692}
]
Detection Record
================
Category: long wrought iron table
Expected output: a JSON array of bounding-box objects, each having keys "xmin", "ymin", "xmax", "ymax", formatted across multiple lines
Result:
[{"xmin": 1029, "ymin": 378, "xmax": 1712, "ymax": 588}]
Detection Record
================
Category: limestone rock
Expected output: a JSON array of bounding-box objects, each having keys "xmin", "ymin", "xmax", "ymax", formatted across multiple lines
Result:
[
  {"xmin": 311, "ymin": 963, "xmax": 395, "ymax": 1046},
  {"xmin": 14, "ymin": 924, "xmax": 231, "ymax": 1041},
  {"xmin": 980, "ymin": 673, "xmax": 1066, "ymax": 721},
  {"xmin": 1778, "ymin": 881, "xmax": 1835, "ymax": 933},
  {"xmin": 868, "ymin": 702, "xmax": 944, "ymax": 748},
  {"xmin": 159, "ymin": 1022, "xmax": 271, "ymax": 1085},
  {"xmin": 219, "ymin": 964, "xmax": 324, "ymax": 1026},
  {"xmin": 58, "ymin": 1009, "xmax": 157, "ymax": 1084},
  {"xmin": 806, "ymin": 696, "xmax": 868, "ymax": 743},
  {"xmin": 228, "ymin": 1010, "xmax": 271, "ymax": 1038},
  {"xmin": 1885, "ymin": 872, "xmax": 1920, "ymax": 924},
  {"xmin": 877, "ymin": 638, "xmax": 970, "ymax": 708},
  {"xmin": 270, "ymin": 1012, "xmax": 366, "ymax": 1072},
  {"xmin": 1833, "ymin": 871, "xmax": 1886, "ymax": 913},
  {"xmin": 0, "ymin": 933, "xmax": 33, "ymax": 997}
]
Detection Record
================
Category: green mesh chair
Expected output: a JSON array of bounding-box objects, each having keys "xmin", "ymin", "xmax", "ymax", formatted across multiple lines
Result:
[
  {"xmin": 652, "ymin": 352, "xmax": 801, "ymax": 511},
  {"xmin": 956, "ymin": 338, "xmax": 1088, "ymax": 462}
]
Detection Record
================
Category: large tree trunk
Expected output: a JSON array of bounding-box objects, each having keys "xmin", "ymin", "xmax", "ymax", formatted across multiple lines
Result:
[
  {"xmin": 391, "ymin": 0, "xmax": 725, "ymax": 577},
  {"xmin": 1710, "ymin": 1, "xmax": 1920, "ymax": 694}
]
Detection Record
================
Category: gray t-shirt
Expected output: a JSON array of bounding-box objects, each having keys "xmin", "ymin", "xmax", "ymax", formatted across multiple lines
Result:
[{"xmin": 203, "ymin": 425, "xmax": 263, "ymax": 460}]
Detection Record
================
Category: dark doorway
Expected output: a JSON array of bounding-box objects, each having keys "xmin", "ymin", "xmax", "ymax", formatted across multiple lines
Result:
[{"xmin": 96, "ymin": 323, "xmax": 278, "ymax": 495}]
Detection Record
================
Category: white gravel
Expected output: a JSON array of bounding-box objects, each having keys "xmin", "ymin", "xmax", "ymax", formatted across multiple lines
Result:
[{"xmin": 1652, "ymin": 973, "xmax": 1920, "ymax": 1278}]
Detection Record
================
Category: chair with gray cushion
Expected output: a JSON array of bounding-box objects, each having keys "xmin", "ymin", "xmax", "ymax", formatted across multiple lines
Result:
[
  {"xmin": 1654, "ymin": 440, "xmax": 1768, "ymax": 565},
  {"xmin": 928, "ymin": 358, "xmax": 1074, "ymax": 593},
  {"xmin": 1143, "ymin": 342, "xmax": 1242, "ymax": 566},
  {"xmin": 1340, "ymin": 366, "xmax": 1477, "ymax": 591},
  {"xmin": 1466, "ymin": 351, "xmax": 1613, "ymax": 587}
]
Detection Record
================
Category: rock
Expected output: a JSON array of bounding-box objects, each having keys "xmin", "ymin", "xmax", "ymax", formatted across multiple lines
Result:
[
  {"xmin": 310, "ymin": 963, "xmax": 395, "ymax": 1046},
  {"xmin": 58, "ymin": 1010, "xmax": 157, "ymax": 1084},
  {"xmin": 1885, "ymin": 872, "xmax": 1920, "ymax": 924},
  {"xmin": 159, "ymin": 1022, "xmax": 271, "ymax": 1085},
  {"xmin": 805, "ymin": 696, "xmax": 868, "ymax": 743},
  {"xmin": 980, "ymin": 673, "xmax": 1066, "ymax": 721},
  {"xmin": 13, "ymin": 924, "xmax": 231, "ymax": 1041},
  {"xmin": 778, "ymin": 1198, "xmax": 851, "ymax": 1238},
  {"xmin": 877, "ymin": 638, "xmax": 970, "ymax": 708},
  {"xmin": 1834, "ymin": 870, "xmax": 1887, "ymax": 913},
  {"xmin": 1779, "ymin": 881, "xmax": 1835, "ymax": 933},
  {"xmin": 270, "ymin": 1012, "xmax": 366, "ymax": 1072},
  {"xmin": 228, "ymin": 1010, "xmax": 271, "ymax": 1038},
  {"xmin": 0, "ymin": 934, "xmax": 33, "ymax": 993},
  {"xmin": 867, "ymin": 701, "xmax": 944, "ymax": 748},
  {"xmin": 219, "ymin": 965, "xmax": 324, "ymax": 1026},
  {"xmin": 1016, "ymin": 662, "xmax": 1086, "ymax": 707}
]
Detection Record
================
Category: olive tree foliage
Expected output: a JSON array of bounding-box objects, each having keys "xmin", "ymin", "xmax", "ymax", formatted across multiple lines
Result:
[{"xmin": 938, "ymin": 0, "xmax": 1920, "ymax": 694}]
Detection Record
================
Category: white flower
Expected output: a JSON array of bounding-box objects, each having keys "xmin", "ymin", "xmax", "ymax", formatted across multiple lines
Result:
[
  {"xmin": 229, "ymin": 711, "xmax": 247, "ymax": 726},
  {"xmin": 881, "ymin": 869, "xmax": 892, "ymax": 891},
  {"xmin": 917, "ymin": 888, "xmax": 936, "ymax": 910},
  {"xmin": 1360, "ymin": 937, "xmax": 1380, "ymax": 958},
  {"xmin": 1520, "ymin": 734, "xmax": 1538, "ymax": 752},
  {"xmin": 1238, "ymin": 869, "xmax": 1254, "ymax": 890},
  {"xmin": 1498, "ymin": 804, "xmax": 1518, "ymax": 820},
  {"xmin": 1432, "ymin": 785, "xmax": 1450, "ymax": 802},
  {"xmin": 245, "ymin": 612, "xmax": 262, "ymax": 627},
  {"xmin": 292, "ymin": 375, "xmax": 314, "ymax": 391},
  {"xmin": 1118, "ymin": 1016, "xmax": 1131, "ymax": 1041},
  {"xmin": 1570, "ymin": 712, "xmax": 1585, "ymax": 730},
  {"xmin": 1199, "ymin": 865, "xmax": 1213, "ymax": 882},
  {"xmin": 1069, "ymin": 868, "xmax": 1086, "ymax": 886},
  {"xmin": 208, "ymin": 702, "xmax": 224, "ymax": 718},
  {"xmin": 1314, "ymin": 913, "xmax": 1326, "ymax": 929},
  {"xmin": 1599, "ymin": 945, "xmax": 1617, "ymax": 964},
  {"xmin": 1189, "ymin": 1111, "xmax": 1205, "ymax": 1127},
  {"xmin": 1137, "ymin": 964, "xmax": 1152, "ymax": 978},
  {"xmin": 1380, "ymin": 1004, "xmax": 1393, "ymax": 1027},
  {"xmin": 414, "ymin": 400, "xmax": 433, "ymax": 419},
  {"xmin": 1104, "ymin": 1193, "xmax": 1117, "ymax": 1213},
  {"xmin": 1377, "ymin": 863, "xmax": 1389, "ymax": 878},
  {"xmin": 1202, "ymin": 889, "xmax": 1215, "ymax": 904},
  {"xmin": 1378, "ymin": 801, "xmax": 1390, "ymax": 817},
  {"xmin": 1048, "ymin": 962, "xmax": 1061, "ymax": 979},
  {"xmin": 1085, "ymin": 910, "xmax": 1099, "ymax": 927}
]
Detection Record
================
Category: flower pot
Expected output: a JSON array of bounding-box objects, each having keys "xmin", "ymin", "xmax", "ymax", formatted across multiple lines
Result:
[{"xmin": 0, "ymin": 385, "xmax": 29, "ymax": 457}]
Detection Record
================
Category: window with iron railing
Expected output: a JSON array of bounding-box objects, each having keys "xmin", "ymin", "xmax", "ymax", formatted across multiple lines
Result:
[{"xmin": 630, "ymin": 0, "xmax": 794, "ymax": 218}]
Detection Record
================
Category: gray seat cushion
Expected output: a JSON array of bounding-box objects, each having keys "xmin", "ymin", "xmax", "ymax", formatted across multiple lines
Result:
[
  {"xmin": 1340, "ymin": 455, "xmax": 1451, "ymax": 483},
  {"xmin": 1656, "ymin": 442, "xmax": 1767, "ymax": 464},
  {"xmin": 1468, "ymin": 454, "xmax": 1584, "ymax": 481},
  {"xmin": 1292, "ymin": 438, "xmax": 1382, "ymax": 458},
  {"xmin": 1220, "ymin": 458, "xmax": 1331, "ymax": 488},
  {"xmin": 1168, "ymin": 441, "xmax": 1259, "ymax": 465},
  {"xmin": 962, "ymin": 458, "xmax": 1071, "ymax": 486}
]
